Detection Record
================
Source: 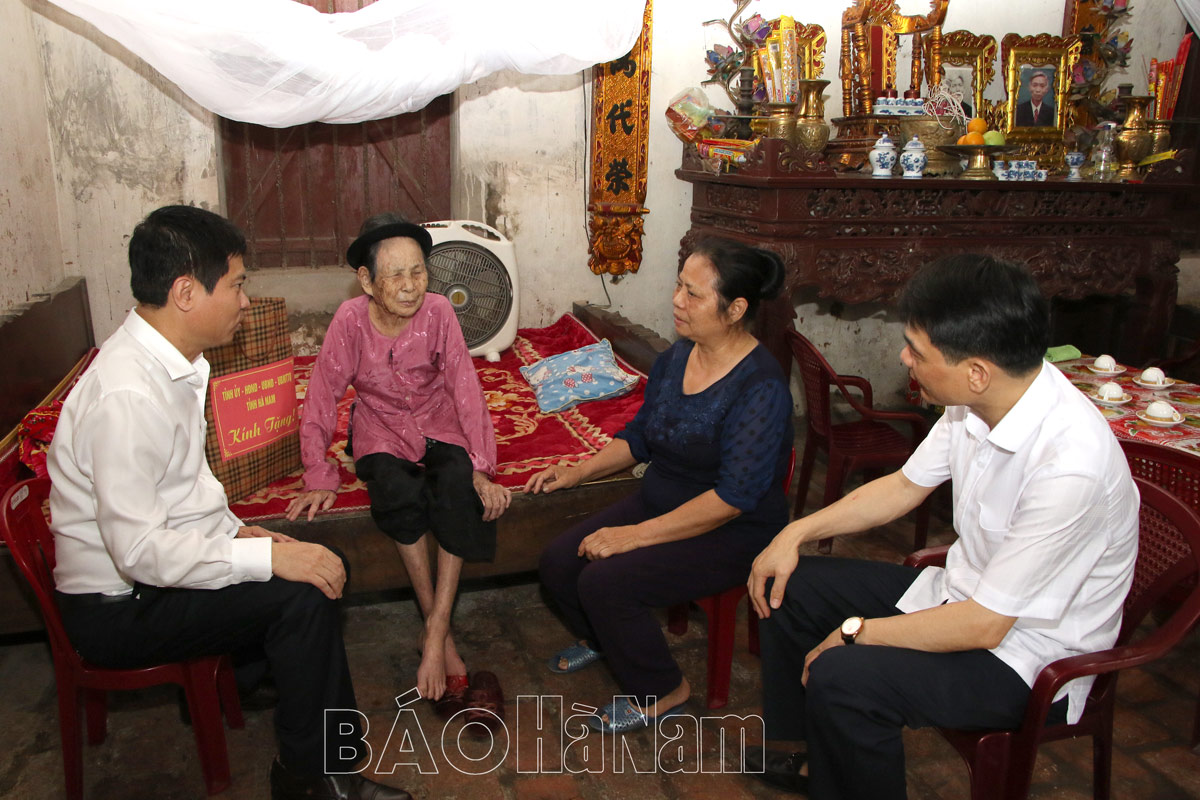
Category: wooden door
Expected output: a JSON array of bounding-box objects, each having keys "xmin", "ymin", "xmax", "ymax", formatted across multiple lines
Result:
[{"xmin": 220, "ymin": 0, "xmax": 452, "ymax": 268}]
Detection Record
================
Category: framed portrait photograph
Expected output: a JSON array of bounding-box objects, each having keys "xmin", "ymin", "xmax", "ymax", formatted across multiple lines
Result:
[
  {"xmin": 925, "ymin": 30, "xmax": 997, "ymax": 121},
  {"xmin": 1000, "ymin": 33, "xmax": 1082, "ymax": 161},
  {"xmin": 1000, "ymin": 33, "xmax": 1080, "ymax": 136}
]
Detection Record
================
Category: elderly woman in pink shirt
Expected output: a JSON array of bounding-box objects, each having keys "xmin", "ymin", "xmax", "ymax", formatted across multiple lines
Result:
[{"xmin": 286, "ymin": 213, "xmax": 510, "ymax": 717}]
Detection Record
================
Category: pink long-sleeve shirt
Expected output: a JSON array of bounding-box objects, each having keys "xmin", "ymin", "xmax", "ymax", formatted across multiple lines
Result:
[{"xmin": 299, "ymin": 293, "xmax": 496, "ymax": 492}]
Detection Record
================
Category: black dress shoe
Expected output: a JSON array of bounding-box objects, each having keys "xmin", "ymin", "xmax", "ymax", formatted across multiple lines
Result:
[
  {"xmin": 269, "ymin": 757, "xmax": 412, "ymax": 800},
  {"xmin": 743, "ymin": 748, "xmax": 809, "ymax": 794}
]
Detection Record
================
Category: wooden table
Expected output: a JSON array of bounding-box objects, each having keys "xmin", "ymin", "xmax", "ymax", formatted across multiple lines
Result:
[{"xmin": 677, "ymin": 139, "xmax": 1189, "ymax": 373}]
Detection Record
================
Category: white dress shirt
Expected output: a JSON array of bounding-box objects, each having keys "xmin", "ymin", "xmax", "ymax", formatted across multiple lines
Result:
[
  {"xmin": 48, "ymin": 309, "xmax": 272, "ymax": 595},
  {"xmin": 901, "ymin": 361, "xmax": 1139, "ymax": 724}
]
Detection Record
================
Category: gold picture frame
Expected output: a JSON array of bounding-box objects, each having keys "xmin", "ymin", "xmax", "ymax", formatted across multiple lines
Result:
[
  {"xmin": 925, "ymin": 30, "xmax": 996, "ymax": 119},
  {"xmin": 1000, "ymin": 33, "xmax": 1081, "ymax": 161}
]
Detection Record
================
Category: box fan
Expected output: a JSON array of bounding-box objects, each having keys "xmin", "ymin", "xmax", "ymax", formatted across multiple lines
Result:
[{"xmin": 421, "ymin": 220, "xmax": 519, "ymax": 362}]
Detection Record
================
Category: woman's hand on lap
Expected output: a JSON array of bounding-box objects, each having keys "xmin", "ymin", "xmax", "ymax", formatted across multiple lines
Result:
[{"xmin": 578, "ymin": 525, "xmax": 642, "ymax": 560}]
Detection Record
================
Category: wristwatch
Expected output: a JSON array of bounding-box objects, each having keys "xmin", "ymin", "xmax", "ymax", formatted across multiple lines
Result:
[{"xmin": 841, "ymin": 616, "xmax": 865, "ymax": 645}]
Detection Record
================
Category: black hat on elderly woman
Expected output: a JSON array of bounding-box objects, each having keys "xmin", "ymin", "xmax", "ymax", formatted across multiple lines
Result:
[{"xmin": 346, "ymin": 217, "xmax": 432, "ymax": 269}]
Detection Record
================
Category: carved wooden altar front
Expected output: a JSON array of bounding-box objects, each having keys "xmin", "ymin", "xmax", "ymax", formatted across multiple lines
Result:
[{"xmin": 677, "ymin": 139, "xmax": 1183, "ymax": 370}]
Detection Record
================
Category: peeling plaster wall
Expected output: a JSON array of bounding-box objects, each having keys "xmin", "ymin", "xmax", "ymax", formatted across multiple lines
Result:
[
  {"xmin": 28, "ymin": 0, "xmax": 220, "ymax": 342},
  {"xmin": 453, "ymin": 72, "xmax": 601, "ymax": 328},
  {"xmin": 0, "ymin": 0, "xmax": 63, "ymax": 316}
]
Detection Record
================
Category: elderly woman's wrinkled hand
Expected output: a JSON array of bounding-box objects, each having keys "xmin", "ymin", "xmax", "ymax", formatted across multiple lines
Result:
[
  {"xmin": 472, "ymin": 471, "xmax": 512, "ymax": 521},
  {"xmin": 578, "ymin": 525, "xmax": 642, "ymax": 560}
]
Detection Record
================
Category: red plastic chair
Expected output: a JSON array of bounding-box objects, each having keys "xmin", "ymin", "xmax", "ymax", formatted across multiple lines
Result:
[
  {"xmin": 0, "ymin": 478, "xmax": 244, "ymax": 799},
  {"xmin": 786, "ymin": 327, "xmax": 930, "ymax": 553},
  {"xmin": 1118, "ymin": 438, "xmax": 1200, "ymax": 747},
  {"xmin": 667, "ymin": 448, "xmax": 795, "ymax": 709},
  {"xmin": 903, "ymin": 475, "xmax": 1200, "ymax": 800}
]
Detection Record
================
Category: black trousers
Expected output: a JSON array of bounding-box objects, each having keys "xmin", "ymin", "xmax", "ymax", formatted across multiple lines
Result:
[
  {"xmin": 356, "ymin": 439, "xmax": 496, "ymax": 562},
  {"xmin": 539, "ymin": 491, "xmax": 772, "ymax": 703},
  {"xmin": 760, "ymin": 556, "xmax": 1066, "ymax": 800},
  {"xmin": 60, "ymin": 571, "xmax": 361, "ymax": 777}
]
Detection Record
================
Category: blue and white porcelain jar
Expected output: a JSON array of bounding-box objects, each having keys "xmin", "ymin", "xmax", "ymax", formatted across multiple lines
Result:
[
  {"xmin": 868, "ymin": 133, "xmax": 897, "ymax": 177},
  {"xmin": 900, "ymin": 136, "xmax": 926, "ymax": 178}
]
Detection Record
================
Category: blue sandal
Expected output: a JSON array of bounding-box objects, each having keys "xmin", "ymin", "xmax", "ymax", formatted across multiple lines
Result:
[
  {"xmin": 586, "ymin": 697, "xmax": 688, "ymax": 734},
  {"xmin": 548, "ymin": 641, "xmax": 604, "ymax": 674}
]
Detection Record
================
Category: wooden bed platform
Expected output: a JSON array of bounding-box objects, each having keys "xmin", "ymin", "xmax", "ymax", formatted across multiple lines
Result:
[{"xmin": 265, "ymin": 302, "xmax": 670, "ymax": 597}]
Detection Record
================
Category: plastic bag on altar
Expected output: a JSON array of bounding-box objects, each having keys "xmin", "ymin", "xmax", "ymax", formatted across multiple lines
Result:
[{"xmin": 665, "ymin": 86, "xmax": 726, "ymax": 143}]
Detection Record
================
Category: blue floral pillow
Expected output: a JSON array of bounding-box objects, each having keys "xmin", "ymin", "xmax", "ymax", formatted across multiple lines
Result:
[{"xmin": 519, "ymin": 339, "xmax": 639, "ymax": 413}]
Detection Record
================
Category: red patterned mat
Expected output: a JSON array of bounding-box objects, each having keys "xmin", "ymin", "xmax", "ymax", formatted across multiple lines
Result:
[{"xmin": 231, "ymin": 313, "xmax": 647, "ymax": 521}]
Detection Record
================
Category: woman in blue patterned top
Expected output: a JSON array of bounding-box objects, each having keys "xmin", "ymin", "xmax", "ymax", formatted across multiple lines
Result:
[{"xmin": 525, "ymin": 237, "xmax": 794, "ymax": 733}]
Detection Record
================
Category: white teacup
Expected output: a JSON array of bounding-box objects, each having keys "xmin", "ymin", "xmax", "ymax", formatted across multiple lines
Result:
[
  {"xmin": 1141, "ymin": 367, "xmax": 1166, "ymax": 386},
  {"xmin": 1094, "ymin": 354, "xmax": 1117, "ymax": 371},
  {"xmin": 1146, "ymin": 400, "xmax": 1177, "ymax": 422},
  {"xmin": 1097, "ymin": 382, "xmax": 1124, "ymax": 401}
]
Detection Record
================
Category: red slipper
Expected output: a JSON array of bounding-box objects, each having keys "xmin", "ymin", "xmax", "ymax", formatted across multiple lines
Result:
[
  {"xmin": 464, "ymin": 671, "xmax": 504, "ymax": 735},
  {"xmin": 433, "ymin": 674, "xmax": 469, "ymax": 720}
]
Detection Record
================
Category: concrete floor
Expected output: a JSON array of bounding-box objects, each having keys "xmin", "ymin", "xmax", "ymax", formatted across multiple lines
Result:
[{"xmin": 2, "ymin": 478, "xmax": 1199, "ymax": 799}]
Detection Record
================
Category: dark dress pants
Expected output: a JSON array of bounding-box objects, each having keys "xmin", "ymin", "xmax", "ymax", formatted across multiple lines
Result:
[
  {"xmin": 761, "ymin": 556, "xmax": 1064, "ymax": 800},
  {"xmin": 61, "ymin": 573, "xmax": 361, "ymax": 776},
  {"xmin": 539, "ymin": 491, "xmax": 771, "ymax": 703}
]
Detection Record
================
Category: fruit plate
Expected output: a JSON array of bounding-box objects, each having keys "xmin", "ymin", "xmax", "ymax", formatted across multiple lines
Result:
[
  {"xmin": 1086, "ymin": 365, "xmax": 1127, "ymax": 376},
  {"xmin": 1136, "ymin": 410, "xmax": 1184, "ymax": 427},
  {"xmin": 1090, "ymin": 392, "xmax": 1132, "ymax": 406},
  {"xmin": 936, "ymin": 144, "xmax": 1010, "ymax": 158},
  {"xmin": 1132, "ymin": 377, "xmax": 1176, "ymax": 390}
]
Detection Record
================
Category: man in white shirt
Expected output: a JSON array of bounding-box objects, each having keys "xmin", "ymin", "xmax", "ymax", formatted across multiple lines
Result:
[
  {"xmin": 745, "ymin": 254, "xmax": 1138, "ymax": 798},
  {"xmin": 48, "ymin": 206, "xmax": 409, "ymax": 800}
]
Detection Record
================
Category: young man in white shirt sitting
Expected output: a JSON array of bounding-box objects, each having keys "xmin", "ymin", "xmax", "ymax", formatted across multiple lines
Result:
[
  {"xmin": 48, "ymin": 205, "xmax": 409, "ymax": 800},
  {"xmin": 745, "ymin": 253, "xmax": 1139, "ymax": 798}
]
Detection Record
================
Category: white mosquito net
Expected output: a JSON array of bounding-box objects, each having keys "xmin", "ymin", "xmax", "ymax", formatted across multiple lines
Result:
[{"xmin": 47, "ymin": 0, "xmax": 647, "ymax": 127}]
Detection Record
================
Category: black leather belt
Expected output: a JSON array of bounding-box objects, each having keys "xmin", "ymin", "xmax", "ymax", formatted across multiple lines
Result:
[{"xmin": 54, "ymin": 590, "xmax": 136, "ymax": 610}]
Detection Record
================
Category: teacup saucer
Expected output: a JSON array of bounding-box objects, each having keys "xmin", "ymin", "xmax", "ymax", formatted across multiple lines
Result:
[
  {"xmin": 1133, "ymin": 377, "xmax": 1176, "ymax": 390},
  {"xmin": 1091, "ymin": 392, "xmax": 1132, "ymax": 406},
  {"xmin": 1136, "ymin": 410, "xmax": 1184, "ymax": 427},
  {"xmin": 1086, "ymin": 365, "xmax": 1126, "ymax": 376}
]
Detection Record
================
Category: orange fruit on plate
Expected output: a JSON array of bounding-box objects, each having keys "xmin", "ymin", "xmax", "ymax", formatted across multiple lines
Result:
[
  {"xmin": 956, "ymin": 134, "xmax": 969, "ymax": 144},
  {"xmin": 963, "ymin": 131, "xmax": 986, "ymax": 145},
  {"xmin": 966, "ymin": 117, "xmax": 988, "ymax": 134}
]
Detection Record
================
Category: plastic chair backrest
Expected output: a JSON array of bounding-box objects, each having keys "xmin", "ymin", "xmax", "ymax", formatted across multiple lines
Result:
[
  {"xmin": 787, "ymin": 328, "xmax": 836, "ymax": 439},
  {"xmin": 0, "ymin": 478, "xmax": 78, "ymax": 662}
]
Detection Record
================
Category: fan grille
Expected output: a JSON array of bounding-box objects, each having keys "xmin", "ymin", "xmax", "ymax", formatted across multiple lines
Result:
[{"xmin": 427, "ymin": 241, "xmax": 513, "ymax": 348}]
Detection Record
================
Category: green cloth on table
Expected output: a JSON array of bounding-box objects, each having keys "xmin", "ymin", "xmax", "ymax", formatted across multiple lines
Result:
[{"xmin": 1045, "ymin": 345, "xmax": 1082, "ymax": 363}]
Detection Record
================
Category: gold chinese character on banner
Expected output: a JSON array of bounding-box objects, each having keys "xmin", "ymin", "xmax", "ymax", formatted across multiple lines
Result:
[{"xmin": 588, "ymin": 1, "xmax": 652, "ymax": 276}]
